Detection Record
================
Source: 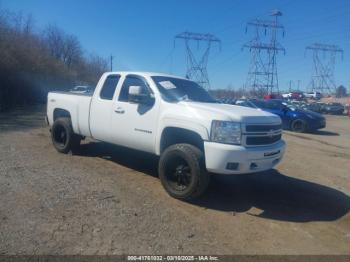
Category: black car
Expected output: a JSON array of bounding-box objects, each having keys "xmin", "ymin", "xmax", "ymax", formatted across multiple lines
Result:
[
  {"xmin": 321, "ymin": 103, "xmax": 344, "ymax": 115},
  {"xmin": 305, "ymin": 103, "xmax": 324, "ymax": 113}
]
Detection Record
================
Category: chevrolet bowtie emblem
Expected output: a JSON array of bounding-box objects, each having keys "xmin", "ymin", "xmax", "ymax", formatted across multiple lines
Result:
[{"xmin": 267, "ymin": 130, "xmax": 274, "ymax": 138}]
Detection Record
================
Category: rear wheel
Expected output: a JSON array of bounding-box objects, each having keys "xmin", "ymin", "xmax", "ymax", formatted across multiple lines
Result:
[
  {"xmin": 158, "ymin": 143, "xmax": 210, "ymax": 200},
  {"xmin": 291, "ymin": 119, "xmax": 307, "ymax": 133},
  {"xmin": 51, "ymin": 117, "xmax": 81, "ymax": 154}
]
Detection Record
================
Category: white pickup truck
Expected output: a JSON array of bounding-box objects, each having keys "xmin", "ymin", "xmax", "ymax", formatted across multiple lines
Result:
[{"xmin": 47, "ymin": 72, "xmax": 285, "ymax": 199}]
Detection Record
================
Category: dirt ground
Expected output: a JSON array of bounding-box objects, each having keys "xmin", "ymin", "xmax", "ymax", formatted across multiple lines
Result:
[{"xmin": 0, "ymin": 106, "xmax": 349, "ymax": 255}]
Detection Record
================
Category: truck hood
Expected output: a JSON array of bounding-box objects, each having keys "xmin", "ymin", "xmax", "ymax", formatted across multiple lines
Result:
[{"xmin": 180, "ymin": 102, "xmax": 281, "ymax": 124}]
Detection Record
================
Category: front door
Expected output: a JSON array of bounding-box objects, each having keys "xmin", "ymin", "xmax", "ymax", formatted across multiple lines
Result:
[{"xmin": 110, "ymin": 75, "xmax": 159, "ymax": 153}]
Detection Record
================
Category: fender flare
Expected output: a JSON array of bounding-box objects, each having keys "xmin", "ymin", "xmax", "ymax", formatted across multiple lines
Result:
[{"xmin": 155, "ymin": 118, "xmax": 209, "ymax": 155}]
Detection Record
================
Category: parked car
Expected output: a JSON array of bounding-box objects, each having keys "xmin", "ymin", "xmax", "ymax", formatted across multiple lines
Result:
[
  {"xmin": 264, "ymin": 93, "xmax": 281, "ymax": 100},
  {"xmin": 281, "ymin": 92, "xmax": 291, "ymax": 99},
  {"xmin": 304, "ymin": 102, "xmax": 324, "ymax": 113},
  {"xmin": 47, "ymin": 72, "xmax": 286, "ymax": 200},
  {"xmin": 321, "ymin": 103, "xmax": 345, "ymax": 115},
  {"xmin": 70, "ymin": 85, "xmax": 94, "ymax": 94},
  {"xmin": 243, "ymin": 99, "xmax": 326, "ymax": 133},
  {"xmin": 288, "ymin": 100, "xmax": 308, "ymax": 110},
  {"xmin": 282, "ymin": 92, "xmax": 304, "ymax": 100},
  {"xmin": 304, "ymin": 91, "xmax": 322, "ymax": 100}
]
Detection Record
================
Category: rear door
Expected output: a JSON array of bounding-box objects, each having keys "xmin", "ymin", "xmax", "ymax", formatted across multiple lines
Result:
[
  {"xmin": 110, "ymin": 75, "xmax": 159, "ymax": 153},
  {"xmin": 89, "ymin": 74, "xmax": 121, "ymax": 142}
]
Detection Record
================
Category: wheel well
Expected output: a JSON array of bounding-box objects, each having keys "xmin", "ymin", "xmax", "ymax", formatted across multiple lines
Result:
[
  {"xmin": 53, "ymin": 108, "xmax": 71, "ymax": 121},
  {"xmin": 160, "ymin": 127, "xmax": 204, "ymax": 154}
]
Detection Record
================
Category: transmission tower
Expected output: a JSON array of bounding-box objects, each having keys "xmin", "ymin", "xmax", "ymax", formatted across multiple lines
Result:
[
  {"xmin": 305, "ymin": 43, "xmax": 343, "ymax": 93},
  {"xmin": 243, "ymin": 10, "xmax": 285, "ymax": 96},
  {"xmin": 175, "ymin": 31, "xmax": 221, "ymax": 89}
]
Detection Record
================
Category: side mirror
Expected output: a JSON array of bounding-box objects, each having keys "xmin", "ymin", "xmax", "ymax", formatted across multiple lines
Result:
[{"xmin": 128, "ymin": 86, "xmax": 154, "ymax": 105}]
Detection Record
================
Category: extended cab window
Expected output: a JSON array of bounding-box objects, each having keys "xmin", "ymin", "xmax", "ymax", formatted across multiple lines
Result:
[
  {"xmin": 100, "ymin": 75, "xmax": 121, "ymax": 100},
  {"xmin": 119, "ymin": 76, "xmax": 150, "ymax": 102}
]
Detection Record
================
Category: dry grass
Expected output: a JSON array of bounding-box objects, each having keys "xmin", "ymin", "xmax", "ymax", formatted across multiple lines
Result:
[{"xmin": 320, "ymin": 96, "xmax": 350, "ymax": 106}]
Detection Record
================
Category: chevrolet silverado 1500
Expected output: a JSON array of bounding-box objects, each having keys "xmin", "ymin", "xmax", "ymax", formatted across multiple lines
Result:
[{"xmin": 47, "ymin": 72, "xmax": 286, "ymax": 199}]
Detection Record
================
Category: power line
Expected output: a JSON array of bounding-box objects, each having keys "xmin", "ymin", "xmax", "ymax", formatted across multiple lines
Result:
[
  {"xmin": 305, "ymin": 43, "xmax": 344, "ymax": 93},
  {"xmin": 110, "ymin": 55, "xmax": 114, "ymax": 71},
  {"xmin": 174, "ymin": 31, "xmax": 221, "ymax": 89},
  {"xmin": 243, "ymin": 9, "xmax": 285, "ymax": 96}
]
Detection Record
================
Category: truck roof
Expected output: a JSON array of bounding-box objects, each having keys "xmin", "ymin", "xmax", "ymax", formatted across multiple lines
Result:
[{"xmin": 105, "ymin": 71, "xmax": 189, "ymax": 80}]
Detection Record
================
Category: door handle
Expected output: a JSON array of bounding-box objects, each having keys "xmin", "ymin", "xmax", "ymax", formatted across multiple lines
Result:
[{"xmin": 114, "ymin": 107, "xmax": 125, "ymax": 114}]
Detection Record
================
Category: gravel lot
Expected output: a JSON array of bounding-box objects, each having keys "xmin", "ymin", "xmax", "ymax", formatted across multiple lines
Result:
[{"xmin": 0, "ymin": 106, "xmax": 349, "ymax": 255}]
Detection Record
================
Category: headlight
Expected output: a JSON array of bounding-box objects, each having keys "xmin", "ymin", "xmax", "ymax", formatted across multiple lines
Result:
[{"xmin": 210, "ymin": 120, "xmax": 241, "ymax": 145}]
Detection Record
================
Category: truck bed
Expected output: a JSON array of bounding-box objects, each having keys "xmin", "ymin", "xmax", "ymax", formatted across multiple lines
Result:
[{"xmin": 47, "ymin": 91, "xmax": 93, "ymax": 137}]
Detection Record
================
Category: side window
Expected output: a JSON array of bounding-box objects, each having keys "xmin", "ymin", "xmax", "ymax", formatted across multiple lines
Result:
[
  {"xmin": 100, "ymin": 75, "xmax": 121, "ymax": 100},
  {"xmin": 119, "ymin": 76, "xmax": 149, "ymax": 102}
]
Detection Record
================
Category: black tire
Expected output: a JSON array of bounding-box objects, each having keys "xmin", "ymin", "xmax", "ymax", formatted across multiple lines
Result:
[
  {"xmin": 51, "ymin": 117, "xmax": 81, "ymax": 154},
  {"xmin": 158, "ymin": 143, "xmax": 210, "ymax": 200},
  {"xmin": 291, "ymin": 119, "xmax": 307, "ymax": 133}
]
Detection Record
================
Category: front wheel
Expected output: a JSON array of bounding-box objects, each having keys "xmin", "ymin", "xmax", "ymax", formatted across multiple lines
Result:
[
  {"xmin": 291, "ymin": 119, "xmax": 307, "ymax": 133},
  {"xmin": 51, "ymin": 117, "xmax": 81, "ymax": 154},
  {"xmin": 158, "ymin": 144, "xmax": 210, "ymax": 200}
]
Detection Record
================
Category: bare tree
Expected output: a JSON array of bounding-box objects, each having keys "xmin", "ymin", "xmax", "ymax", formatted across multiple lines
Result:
[
  {"xmin": 44, "ymin": 24, "xmax": 65, "ymax": 60},
  {"xmin": 62, "ymin": 34, "xmax": 82, "ymax": 68},
  {"xmin": 0, "ymin": 9, "xmax": 109, "ymax": 111}
]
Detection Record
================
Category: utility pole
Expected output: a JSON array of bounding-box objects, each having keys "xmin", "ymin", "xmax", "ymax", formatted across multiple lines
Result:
[
  {"xmin": 243, "ymin": 9, "xmax": 285, "ymax": 96},
  {"xmin": 110, "ymin": 55, "xmax": 114, "ymax": 71},
  {"xmin": 288, "ymin": 80, "xmax": 293, "ymax": 92},
  {"xmin": 305, "ymin": 43, "xmax": 343, "ymax": 94},
  {"xmin": 175, "ymin": 31, "xmax": 221, "ymax": 90}
]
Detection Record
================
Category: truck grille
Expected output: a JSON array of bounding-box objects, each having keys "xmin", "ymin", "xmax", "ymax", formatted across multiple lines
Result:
[
  {"xmin": 246, "ymin": 134, "xmax": 282, "ymax": 146},
  {"xmin": 245, "ymin": 124, "xmax": 282, "ymax": 132},
  {"xmin": 244, "ymin": 124, "xmax": 282, "ymax": 146}
]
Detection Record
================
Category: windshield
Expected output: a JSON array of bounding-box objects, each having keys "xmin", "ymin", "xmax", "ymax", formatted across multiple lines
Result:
[{"xmin": 151, "ymin": 76, "xmax": 217, "ymax": 103}]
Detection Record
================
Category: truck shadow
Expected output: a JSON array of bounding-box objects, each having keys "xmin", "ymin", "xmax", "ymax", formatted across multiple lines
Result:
[
  {"xmin": 77, "ymin": 142, "xmax": 350, "ymax": 223},
  {"xmin": 78, "ymin": 141, "xmax": 159, "ymax": 176},
  {"xmin": 192, "ymin": 171, "xmax": 350, "ymax": 222}
]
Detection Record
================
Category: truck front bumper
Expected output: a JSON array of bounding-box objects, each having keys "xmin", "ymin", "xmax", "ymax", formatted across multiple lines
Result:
[{"xmin": 204, "ymin": 140, "xmax": 286, "ymax": 175}]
